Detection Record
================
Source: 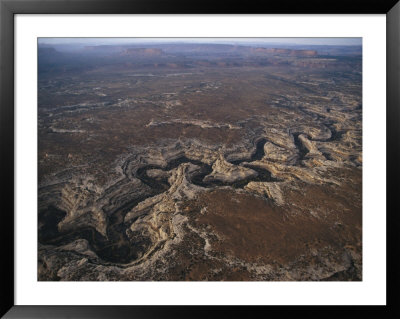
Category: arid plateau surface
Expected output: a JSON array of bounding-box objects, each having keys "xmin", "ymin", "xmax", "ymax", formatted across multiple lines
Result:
[{"xmin": 38, "ymin": 41, "xmax": 362, "ymax": 281}]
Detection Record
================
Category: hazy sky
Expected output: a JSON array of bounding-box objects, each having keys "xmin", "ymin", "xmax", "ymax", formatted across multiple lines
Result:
[{"xmin": 39, "ymin": 37, "xmax": 362, "ymax": 46}]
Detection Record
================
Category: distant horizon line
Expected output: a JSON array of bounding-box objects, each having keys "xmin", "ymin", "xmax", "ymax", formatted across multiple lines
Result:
[{"xmin": 38, "ymin": 37, "xmax": 362, "ymax": 47}]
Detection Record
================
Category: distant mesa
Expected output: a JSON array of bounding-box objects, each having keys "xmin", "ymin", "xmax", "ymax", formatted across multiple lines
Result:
[
  {"xmin": 81, "ymin": 44, "xmax": 317, "ymax": 58},
  {"xmin": 120, "ymin": 48, "xmax": 164, "ymax": 57},
  {"xmin": 38, "ymin": 47, "xmax": 64, "ymax": 59},
  {"xmin": 38, "ymin": 47, "xmax": 58, "ymax": 55},
  {"xmin": 38, "ymin": 47, "xmax": 66, "ymax": 69},
  {"xmin": 250, "ymin": 48, "xmax": 318, "ymax": 57},
  {"xmin": 81, "ymin": 46, "xmax": 164, "ymax": 57}
]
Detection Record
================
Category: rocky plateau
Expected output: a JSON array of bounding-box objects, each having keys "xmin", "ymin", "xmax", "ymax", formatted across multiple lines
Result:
[{"xmin": 38, "ymin": 41, "xmax": 362, "ymax": 281}]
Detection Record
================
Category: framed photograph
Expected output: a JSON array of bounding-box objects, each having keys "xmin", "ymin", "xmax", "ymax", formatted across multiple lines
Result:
[{"xmin": 1, "ymin": 0, "xmax": 399, "ymax": 317}]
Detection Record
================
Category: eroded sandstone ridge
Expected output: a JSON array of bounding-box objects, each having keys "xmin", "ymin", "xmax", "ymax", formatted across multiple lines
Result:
[{"xmin": 38, "ymin": 42, "xmax": 362, "ymax": 281}]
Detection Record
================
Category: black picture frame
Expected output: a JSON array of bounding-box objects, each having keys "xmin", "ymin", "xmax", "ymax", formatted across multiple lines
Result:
[{"xmin": 1, "ymin": 0, "xmax": 399, "ymax": 318}]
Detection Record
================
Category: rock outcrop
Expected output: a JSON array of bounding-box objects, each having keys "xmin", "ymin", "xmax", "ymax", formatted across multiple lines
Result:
[
  {"xmin": 245, "ymin": 181, "xmax": 286, "ymax": 205},
  {"xmin": 204, "ymin": 154, "xmax": 258, "ymax": 183}
]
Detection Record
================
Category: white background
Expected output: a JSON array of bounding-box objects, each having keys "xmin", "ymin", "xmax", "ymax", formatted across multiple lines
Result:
[{"xmin": 15, "ymin": 15, "xmax": 386, "ymax": 305}]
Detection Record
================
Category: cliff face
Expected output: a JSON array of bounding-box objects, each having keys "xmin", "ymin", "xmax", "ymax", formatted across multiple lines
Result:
[{"xmin": 251, "ymin": 48, "xmax": 318, "ymax": 57}]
